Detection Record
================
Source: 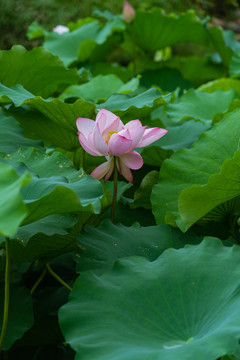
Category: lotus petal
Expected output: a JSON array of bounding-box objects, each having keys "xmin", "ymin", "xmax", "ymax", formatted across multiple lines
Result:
[
  {"xmin": 120, "ymin": 151, "xmax": 143, "ymax": 170},
  {"xmin": 108, "ymin": 133, "xmax": 133, "ymax": 156},
  {"xmin": 93, "ymin": 123, "xmax": 108, "ymax": 155},
  {"xmin": 76, "ymin": 118, "xmax": 95, "ymax": 138},
  {"xmin": 91, "ymin": 160, "xmax": 113, "ymax": 181},
  {"xmin": 136, "ymin": 128, "xmax": 168, "ymax": 148},
  {"xmin": 117, "ymin": 157, "xmax": 133, "ymax": 183}
]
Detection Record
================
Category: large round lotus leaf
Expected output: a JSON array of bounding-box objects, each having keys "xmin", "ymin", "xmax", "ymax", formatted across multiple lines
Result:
[
  {"xmin": 43, "ymin": 17, "xmax": 125, "ymax": 66},
  {"xmin": 198, "ymin": 78, "xmax": 240, "ymax": 98},
  {"xmin": 76, "ymin": 220, "xmax": 201, "ymax": 275},
  {"xmin": 0, "ymin": 150, "xmax": 105, "ymax": 225},
  {"xmin": 59, "ymin": 75, "xmax": 139, "ymax": 102},
  {"xmin": 98, "ymin": 88, "xmax": 171, "ymax": 120},
  {"xmin": 208, "ymin": 27, "xmax": 240, "ymax": 66},
  {"xmin": 164, "ymin": 88, "xmax": 237, "ymax": 125},
  {"xmin": 152, "ymin": 108, "xmax": 240, "ymax": 230},
  {"xmin": 0, "ymin": 111, "xmax": 43, "ymax": 153},
  {"xmin": 164, "ymin": 55, "xmax": 224, "ymax": 87},
  {"xmin": 0, "ymin": 45, "xmax": 80, "ymax": 98},
  {"xmin": 0, "ymin": 85, "xmax": 96, "ymax": 151},
  {"xmin": 133, "ymin": 9, "xmax": 209, "ymax": 53},
  {"xmin": 0, "ymin": 213, "xmax": 79, "ymax": 264},
  {"xmin": 59, "ymin": 238, "xmax": 240, "ymax": 360}
]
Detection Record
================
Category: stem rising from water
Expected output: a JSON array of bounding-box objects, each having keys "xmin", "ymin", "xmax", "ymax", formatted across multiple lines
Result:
[
  {"xmin": 110, "ymin": 157, "xmax": 118, "ymax": 223},
  {"xmin": 0, "ymin": 237, "xmax": 10, "ymax": 352}
]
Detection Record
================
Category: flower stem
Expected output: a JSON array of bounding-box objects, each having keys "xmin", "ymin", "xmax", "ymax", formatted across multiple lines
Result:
[
  {"xmin": 80, "ymin": 148, "xmax": 85, "ymax": 170},
  {"xmin": 30, "ymin": 267, "xmax": 47, "ymax": 295},
  {"xmin": 45, "ymin": 264, "xmax": 72, "ymax": 292},
  {"xmin": 32, "ymin": 346, "xmax": 42, "ymax": 360},
  {"xmin": 131, "ymin": 26, "xmax": 137, "ymax": 76},
  {"xmin": 0, "ymin": 237, "xmax": 10, "ymax": 352},
  {"xmin": 110, "ymin": 157, "xmax": 118, "ymax": 223},
  {"xmin": 72, "ymin": 149, "xmax": 76, "ymax": 167}
]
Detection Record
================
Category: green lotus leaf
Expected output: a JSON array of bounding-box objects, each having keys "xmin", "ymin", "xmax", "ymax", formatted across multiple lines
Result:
[
  {"xmin": 0, "ymin": 111, "xmax": 43, "ymax": 153},
  {"xmin": 43, "ymin": 21, "xmax": 99, "ymax": 65},
  {"xmin": 213, "ymin": 99, "xmax": 240, "ymax": 125},
  {"xmin": 2, "ymin": 149, "xmax": 107, "ymax": 220},
  {"xmin": 0, "ymin": 150, "xmax": 105, "ymax": 225},
  {"xmin": 16, "ymin": 213, "xmax": 77, "ymax": 242},
  {"xmin": 133, "ymin": 9, "xmax": 209, "ymax": 53},
  {"xmin": 164, "ymin": 88, "xmax": 238, "ymax": 125},
  {"xmin": 230, "ymin": 53, "xmax": 240, "ymax": 78},
  {"xmin": 83, "ymin": 17, "xmax": 125, "ymax": 63},
  {"xmin": 208, "ymin": 27, "xmax": 240, "ymax": 66},
  {"xmin": 0, "ymin": 286, "xmax": 34, "ymax": 350},
  {"xmin": 1, "ymin": 214, "xmax": 79, "ymax": 264},
  {"xmin": 0, "ymin": 45, "xmax": 80, "ymax": 98},
  {"xmin": 14, "ymin": 285, "xmax": 71, "ymax": 350},
  {"xmin": 23, "ymin": 97, "xmax": 95, "ymax": 141},
  {"xmin": 4, "ymin": 95, "xmax": 96, "ymax": 151},
  {"xmin": 75, "ymin": 220, "xmax": 201, "ymax": 275},
  {"xmin": 130, "ymin": 170, "xmax": 159, "ymax": 209},
  {"xmin": 43, "ymin": 17, "xmax": 125, "ymax": 66},
  {"xmin": 91, "ymin": 62, "xmax": 132, "ymax": 82},
  {"xmin": 1, "ymin": 147, "xmax": 82, "ymax": 181},
  {"xmin": 59, "ymin": 74, "xmax": 139, "ymax": 102},
  {"xmin": 0, "ymin": 162, "xmax": 31, "ymax": 237},
  {"xmin": 68, "ymin": 17, "xmax": 97, "ymax": 31},
  {"xmin": 60, "ymin": 238, "xmax": 240, "ymax": 360},
  {"xmin": 26, "ymin": 21, "xmax": 49, "ymax": 40},
  {"xmin": 114, "ymin": 202, "xmax": 156, "ymax": 226},
  {"xmin": 178, "ymin": 148, "xmax": 240, "ymax": 230},
  {"xmin": 198, "ymin": 77, "xmax": 240, "ymax": 97},
  {"xmin": 150, "ymin": 107, "xmax": 210, "ymax": 152},
  {"xmin": 21, "ymin": 175, "xmax": 104, "ymax": 225},
  {"xmin": 140, "ymin": 67, "xmax": 192, "ymax": 93},
  {"xmin": 98, "ymin": 88, "xmax": 171, "ymax": 120},
  {"xmin": 164, "ymin": 55, "xmax": 225, "ymax": 87},
  {"xmin": 0, "ymin": 84, "xmax": 35, "ymax": 107},
  {"xmin": 152, "ymin": 108, "xmax": 240, "ymax": 229},
  {"xmin": 140, "ymin": 146, "xmax": 172, "ymax": 167},
  {"xmin": 152, "ymin": 121, "xmax": 210, "ymax": 153},
  {"xmin": 232, "ymin": 345, "xmax": 240, "ymax": 360}
]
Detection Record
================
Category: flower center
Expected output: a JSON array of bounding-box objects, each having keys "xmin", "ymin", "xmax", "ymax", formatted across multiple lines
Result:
[{"xmin": 105, "ymin": 131, "xmax": 117, "ymax": 144}]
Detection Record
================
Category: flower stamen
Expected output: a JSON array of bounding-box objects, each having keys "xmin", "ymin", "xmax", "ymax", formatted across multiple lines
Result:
[{"xmin": 105, "ymin": 131, "xmax": 117, "ymax": 145}]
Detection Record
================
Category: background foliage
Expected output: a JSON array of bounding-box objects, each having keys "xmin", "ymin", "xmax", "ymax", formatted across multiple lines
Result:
[
  {"xmin": 2, "ymin": 0, "xmax": 240, "ymax": 359},
  {"xmin": 1, "ymin": 0, "xmax": 240, "ymax": 49}
]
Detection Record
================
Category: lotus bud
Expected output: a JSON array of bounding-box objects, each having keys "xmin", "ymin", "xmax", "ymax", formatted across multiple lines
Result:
[{"xmin": 123, "ymin": 1, "xmax": 135, "ymax": 23}]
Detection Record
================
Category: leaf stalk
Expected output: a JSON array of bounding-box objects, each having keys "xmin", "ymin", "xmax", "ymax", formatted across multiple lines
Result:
[
  {"xmin": 45, "ymin": 264, "xmax": 72, "ymax": 292},
  {"xmin": 0, "ymin": 237, "xmax": 10, "ymax": 352},
  {"xmin": 110, "ymin": 157, "xmax": 118, "ymax": 223}
]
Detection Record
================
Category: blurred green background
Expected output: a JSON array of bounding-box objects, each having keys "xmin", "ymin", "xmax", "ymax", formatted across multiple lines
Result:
[{"xmin": 0, "ymin": 0, "xmax": 240, "ymax": 50}]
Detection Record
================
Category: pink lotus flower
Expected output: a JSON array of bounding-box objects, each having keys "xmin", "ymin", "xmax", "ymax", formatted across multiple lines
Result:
[
  {"xmin": 122, "ymin": 1, "xmax": 135, "ymax": 23},
  {"xmin": 76, "ymin": 109, "xmax": 168, "ymax": 183}
]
